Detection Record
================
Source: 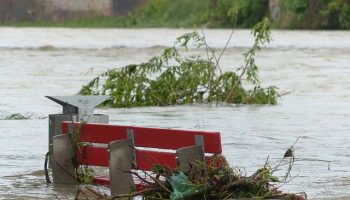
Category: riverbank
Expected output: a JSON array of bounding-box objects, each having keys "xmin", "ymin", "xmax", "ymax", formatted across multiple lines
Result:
[
  {"xmin": 0, "ymin": 17, "xmax": 128, "ymax": 28},
  {"xmin": 1, "ymin": 0, "xmax": 349, "ymax": 29}
]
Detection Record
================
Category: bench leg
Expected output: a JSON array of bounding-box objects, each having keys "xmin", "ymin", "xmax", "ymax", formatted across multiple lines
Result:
[
  {"xmin": 176, "ymin": 135, "xmax": 205, "ymax": 171},
  {"xmin": 176, "ymin": 145, "xmax": 204, "ymax": 171},
  {"xmin": 108, "ymin": 139, "xmax": 135, "ymax": 196},
  {"xmin": 52, "ymin": 134, "xmax": 78, "ymax": 184}
]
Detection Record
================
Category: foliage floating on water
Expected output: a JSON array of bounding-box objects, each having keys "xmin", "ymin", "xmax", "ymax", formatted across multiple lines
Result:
[
  {"xmin": 0, "ymin": 110, "xmax": 44, "ymax": 120},
  {"xmin": 73, "ymin": 137, "xmax": 305, "ymax": 200},
  {"xmin": 119, "ymin": 155, "xmax": 306, "ymax": 200},
  {"xmin": 75, "ymin": 154, "xmax": 306, "ymax": 200},
  {"xmin": 79, "ymin": 18, "xmax": 278, "ymax": 107}
]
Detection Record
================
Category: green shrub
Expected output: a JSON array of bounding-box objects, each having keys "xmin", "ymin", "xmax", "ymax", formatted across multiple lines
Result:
[
  {"xmin": 79, "ymin": 18, "xmax": 278, "ymax": 107},
  {"xmin": 211, "ymin": 0, "xmax": 269, "ymax": 28},
  {"xmin": 320, "ymin": 0, "xmax": 350, "ymax": 29},
  {"xmin": 123, "ymin": 0, "xmax": 269, "ymax": 28},
  {"xmin": 277, "ymin": 0, "xmax": 350, "ymax": 29},
  {"xmin": 126, "ymin": 0, "xmax": 210, "ymax": 28}
]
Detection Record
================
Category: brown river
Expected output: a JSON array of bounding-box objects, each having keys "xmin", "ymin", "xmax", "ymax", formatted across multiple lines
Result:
[{"xmin": 0, "ymin": 28, "xmax": 350, "ymax": 199}]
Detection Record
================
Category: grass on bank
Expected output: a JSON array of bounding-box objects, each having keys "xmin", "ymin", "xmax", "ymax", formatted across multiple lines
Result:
[
  {"xmin": 1, "ymin": 0, "xmax": 349, "ymax": 29},
  {"xmin": 0, "ymin": 0, "xmax": 269, "ymax": 28}
]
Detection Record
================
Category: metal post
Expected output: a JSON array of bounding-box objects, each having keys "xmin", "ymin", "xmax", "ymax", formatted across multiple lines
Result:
[
  {"xmin": 46, "ymin": 95, "xmax": 109, "ymax": 177},
  {"xmin": 127, "ymin": 129, "xmax": 136, "ymax": 166},
  {"xmin": 46, "ymin": 95, "xmax": 109, "ymax": 122},
  {"xmin": 47, "ymin": 95, "xmax": 109, "ymax": 152}
]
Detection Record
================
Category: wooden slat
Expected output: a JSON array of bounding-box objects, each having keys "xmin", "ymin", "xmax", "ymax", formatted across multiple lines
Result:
[
  {"xmin": 78, "ymin": 146, "xmax": 108, "ymax": 167},
  {"xmin": 93, "ymin": 176, "xmax": 110, "ymax": 187},
  {"xmin": 62, "ymin": 122, "xmax": 222, "ymax": 154},
  {"xmin": 93, "ymin": 176, "xmax": 151, "ymax": 191},
  {"xmin": 62, "ymin": 122, "xmax": 130, "ymax": 144},
  {"xmin": 77, "ymin": 146, "xmax": 177, "ymax": 170},
  {"xmin": 132, "ymin": 127, "xmax": 222, "ymax": 154},
  {"xmin": 77, "ymin": 146, "xmax": 218, "ymax": 171},
  {"xmin": 75, "ymin": 187, "xmax": 106, "ymax": 200},
  {"xmin": 136, "ymin": 149, "xmax": 177, "ymax": 171}
]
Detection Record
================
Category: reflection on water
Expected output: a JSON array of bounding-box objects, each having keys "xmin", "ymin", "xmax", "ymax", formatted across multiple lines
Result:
[{"xmin": 0, "ymin": 28, "xmax": 350, "ymax": 199}]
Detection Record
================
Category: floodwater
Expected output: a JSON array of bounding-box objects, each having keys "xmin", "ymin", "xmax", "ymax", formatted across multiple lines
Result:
[{"xmin": 0, "ymin": 28, "xmax": 350, "ymax": 199}]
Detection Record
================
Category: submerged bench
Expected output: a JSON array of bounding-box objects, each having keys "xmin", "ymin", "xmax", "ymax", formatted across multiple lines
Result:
[{"xmin": 52, "ymin": 121, "xmax": 222, "ymax": 196}]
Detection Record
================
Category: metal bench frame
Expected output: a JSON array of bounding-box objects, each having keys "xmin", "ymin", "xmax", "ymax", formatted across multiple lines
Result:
[{"xmin": 52, "ymin": 122, "xmax": 222, "ymax": 196}]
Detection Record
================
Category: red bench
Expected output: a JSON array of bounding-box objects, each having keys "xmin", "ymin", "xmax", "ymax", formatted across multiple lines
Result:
[{"xmin": 52, "ymin": 121, "xmax": 222, "ymax": 196}]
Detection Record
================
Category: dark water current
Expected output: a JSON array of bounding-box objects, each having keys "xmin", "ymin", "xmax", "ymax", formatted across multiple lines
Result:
[{"xmin": 0, "ymin": 28, "xmax": 350, "ymax": 199}]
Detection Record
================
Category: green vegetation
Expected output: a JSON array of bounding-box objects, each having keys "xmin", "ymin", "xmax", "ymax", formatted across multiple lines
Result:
[
  {"xmin": 1, "ymin": 0, "xmax": 268, "ymax": 28},
  {"xmin": 112, "ymin": 155, "xmax": 305, "ymax": 200},
  {"xmin": 211, "ymin": 0, "xmax": 269, "ymax": 28},
  {"xmin": 124, "ymin": 0, "xmax": 211, "ymax": 28},
  {"xmin": 79, "ymin": 18, "xmax": 278, "ymax": 107},
  {"xmin": 1, "ymin": 0, "xmax": 349, "ymax": 29},
  {"xmin": 277, "ymin": 0, "xmax": 350, "ymax": 29},
  {"xmin": 120, "ymin": 0, "xmax": 269, "ymax": 28},
  {"xmin": 76, "ymin": 150, "xmax": 306, "ymax": 200},
  {"xmin": 0, "ymin": 111, "xmax": 42, "ymax": 120},
  {"xmin": 70, "ymin": 122, "xmax": 95, "ymax": 184}
]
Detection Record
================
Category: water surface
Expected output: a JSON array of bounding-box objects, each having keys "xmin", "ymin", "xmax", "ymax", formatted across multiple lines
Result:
[{"xmin": 0, "ymin": 28, "xmax": 350, "ymax": 199}]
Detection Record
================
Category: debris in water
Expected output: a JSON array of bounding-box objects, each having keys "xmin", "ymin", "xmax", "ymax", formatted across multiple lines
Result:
[
  {"xmin": 0, "ymin": 110, "xmax": 45, "ymax": 120},
  {"xmin": 75, "ymin": 154, "xmax": 307, "ymax": 200}
]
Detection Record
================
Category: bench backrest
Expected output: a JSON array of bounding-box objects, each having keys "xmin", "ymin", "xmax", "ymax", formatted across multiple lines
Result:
[{"xmin": 62, "ymin": 122, "xmax": 222, "ymax": 171}]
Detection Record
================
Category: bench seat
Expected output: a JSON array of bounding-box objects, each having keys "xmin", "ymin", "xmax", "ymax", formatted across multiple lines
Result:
[{"xmin": 53, "ymin": 121, "xmax": 222, "ymax": 196}]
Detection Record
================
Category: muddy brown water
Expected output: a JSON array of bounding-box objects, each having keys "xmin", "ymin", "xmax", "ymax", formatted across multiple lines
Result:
[{"xmin": 0, "ymin": 28, "xmax": 350, "ymax": 199}]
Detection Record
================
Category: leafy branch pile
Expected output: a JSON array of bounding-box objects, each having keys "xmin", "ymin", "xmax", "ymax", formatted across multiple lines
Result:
[
  {"xmin": 79, "ymin": 18, "xmax": 278, "ymax": 107},
  {"xmin": 75, "ymin": 139, "xmax": 306, "ymax": 200},
  {"xmin": 86, "ymin": 155, "xmax": 305, "ymax": 200},
  {"xmin": 121, "ymin": 157, "xmax": 300, "ymax": 200}
]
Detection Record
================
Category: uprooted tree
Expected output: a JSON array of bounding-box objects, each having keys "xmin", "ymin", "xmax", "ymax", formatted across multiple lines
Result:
[{"xmin": 79, "ymin": 18, "xmax": 278, "ymax": 107}]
